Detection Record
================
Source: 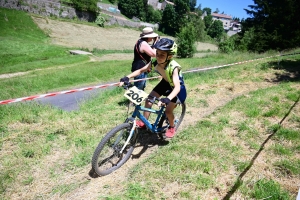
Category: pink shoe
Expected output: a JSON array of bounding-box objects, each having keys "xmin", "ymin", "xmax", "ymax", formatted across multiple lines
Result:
[
  {"xmin": 165, "ymin": 126, "xmax": 176, "ymax": 138},
  {"xmin": 136, "ymin": 120, "xmax": 146, "ymax": 129}
]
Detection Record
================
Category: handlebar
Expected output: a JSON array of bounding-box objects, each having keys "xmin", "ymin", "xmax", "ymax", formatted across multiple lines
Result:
[{"xmin": 122, "ymin": 82, "xmax": 134, "ymax": 90}]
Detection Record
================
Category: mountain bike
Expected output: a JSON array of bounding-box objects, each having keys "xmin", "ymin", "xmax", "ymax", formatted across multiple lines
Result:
[{"xmin": 91, "ymin": 85, "xmax": 186, "ymax": 176}]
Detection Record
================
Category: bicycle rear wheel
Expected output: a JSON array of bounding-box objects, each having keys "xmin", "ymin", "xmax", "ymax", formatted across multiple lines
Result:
[
  {"xmin": 91, "ymin": 123, "xmax": 136, "ymax": 176},
  {"xmin": 173, "ymin": 102, "xmax": 186, "ymax": 130}
]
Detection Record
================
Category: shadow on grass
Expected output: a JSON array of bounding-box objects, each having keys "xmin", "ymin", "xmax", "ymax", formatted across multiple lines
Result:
[
  {"xmin": 222, "ymin": 93, "xmax": 300, "ymax": 200},
  {"xmin": 131, "ymin": 129, "xmax": 169, "ymax": 159},
  {"xmin": 265, "ymin": 57, "xmax": 300, "ymax": 82}
]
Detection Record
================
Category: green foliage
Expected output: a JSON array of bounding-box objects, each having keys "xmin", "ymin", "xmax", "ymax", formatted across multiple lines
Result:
[
  {"xmin": 70, "ymin": 0, "xmax": 99, "ymax": 13},
  {"xmin": 207, "ymin": 20, "xmax": 224, "ymax": 41},
  {"xmin": 176, "ymin": 23, "xmax": 197, "ymax": 58},
  {"xmin": 189, "ymin": 0, "xmax": 196, "ymax": 11},
  {"xmin": 203, "ymin": 15, "xmax": 213, "ymax": 31},
  {"xmin": 202, "ymin": 7, "xmax": 211, "ymax": 15},
  {"xmin": 159, "ymin": 0, "xmax": 189, "ymax": 36},
  {"xmin": 218, "ymin": 36, "xmax": 237, "ymax": 53},
  {"xmin": 118, "ymin": 0, "xmax": 146, "ymax": 20},
  {"xmin": 174, "ymin": 0, "xmax": 189, "ymax": 29},
  {"xmin": 159, "ymin": 4, "xmax": 177, "ymax": 35},
  {"xmin": 95, "ymin": 15, "xmax": 106, "ymax": 27},
  {"xmin": 146, "ymin": 5, "xmax": 162, "ymax": 23},
  {"xmin": 188, "ymin": 12, "xmax": 206, "ymax": 42},
  {"xmin": 240, "ymin": 0, "xmax": 300, "ymax": 52}
]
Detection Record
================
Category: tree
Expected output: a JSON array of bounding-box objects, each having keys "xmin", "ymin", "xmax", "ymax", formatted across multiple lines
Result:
[
  {"xmin": 202, "ymin": 7, "xmax": 211, "ymax": 15},
  {"xmin": 146, "ymin": 6, "xmax": 162, "ymax": 23},
  {"xmin": 213, "ymin": 8, "xmax": 219, "ymax": 13},
  {"xmin": 189, "ymin": 0, "xmax": 197, "ymax": 12},
  {"xmin": 159, "ymin": 0, "xmax": 189, "ymax": 36},
  {"xmin": 196, "ymin": 4, "xmax": 201, "ymax": 11},
  {"xmin": 176, "ymin": 23, "xmax": 197, "ymax": 58},
  {"xmin": 240, "ymin": 0, "xmax": 300, "ymax": 52},
  {"xmin": 203, "ymin": 14, "xmax": 213, "ymax": 31},
  {"xmin": 118, "ymin": 0, "xmax": 145, "ymax": 20},
  {"xmin": 174, "ymin": 0, "xmax": 190, "ymax": 33},
  {"xmin": 207, "ymin": 20, "xmax": 224, "ymax": 41},
  {"xmin": 188, "ymin": 12, "xmax": 206, "ymax": 41},
  {"xmin": 159, "ymin": 4, "xmax": 177, "ymax": 35},
  {"xmin": 71, "ymin": 0, "xmax": 99, "ymax": 13}
]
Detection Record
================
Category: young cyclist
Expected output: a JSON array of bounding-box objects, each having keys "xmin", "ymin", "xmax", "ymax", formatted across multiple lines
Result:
[{"xmin": 120, "ymin": 38, "xmax": 187, "ymax": 138}]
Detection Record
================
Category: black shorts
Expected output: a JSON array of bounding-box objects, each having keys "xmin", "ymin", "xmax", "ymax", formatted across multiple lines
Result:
[{"xmin": 152, "ymin": 79, "xmax": 178, "ymax": 103}]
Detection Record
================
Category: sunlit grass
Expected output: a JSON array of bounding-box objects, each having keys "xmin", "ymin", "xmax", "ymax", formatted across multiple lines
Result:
[{"xmin": 1, "ymin": 6, "xmax": 300, "ymax": 200}]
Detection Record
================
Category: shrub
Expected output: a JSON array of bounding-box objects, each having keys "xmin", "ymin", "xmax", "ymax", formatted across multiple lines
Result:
[{"xmin": 95, "ymin": 15, "xmax": 106, "ymax": 27}]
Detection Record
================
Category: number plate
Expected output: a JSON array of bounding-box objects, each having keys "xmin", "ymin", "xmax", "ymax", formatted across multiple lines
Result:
[{"xmin": 124, "ymin": 86, "xmax": 148, "ymax": 105}]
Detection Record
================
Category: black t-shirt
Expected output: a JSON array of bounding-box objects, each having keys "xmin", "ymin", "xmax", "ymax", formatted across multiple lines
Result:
[{"xmin": 131, "ymin": 39, "xmax": 151, "ymax": 72}]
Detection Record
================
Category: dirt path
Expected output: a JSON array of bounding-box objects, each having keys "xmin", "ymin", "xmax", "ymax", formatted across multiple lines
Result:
[{"xmin": 58, "ymin": 82, "xmax": 276, "ymax": 200}]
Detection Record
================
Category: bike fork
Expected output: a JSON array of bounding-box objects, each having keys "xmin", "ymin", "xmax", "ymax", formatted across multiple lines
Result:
[{"xmin": 119, "ymin": 120, "xmax": 136, "ymax": 154}]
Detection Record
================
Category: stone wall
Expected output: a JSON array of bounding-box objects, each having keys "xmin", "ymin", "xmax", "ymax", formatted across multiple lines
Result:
[
  {"xmin": 0, "ymin": 0, "xmax": 97, "ymax": 21},
  {"xmin": 0, "ymin": 0, "xmax": 158, "ymax": 28}
]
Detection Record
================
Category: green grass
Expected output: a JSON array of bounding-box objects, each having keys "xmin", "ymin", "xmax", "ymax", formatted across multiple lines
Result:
[
  {"xmin": 0, "ymin": 8, "xmax": 89, "ymax": 74},
  {"xmin": 250, "ymin": 179, "xmax": 291, "ymax": 200},
  {"xmin": 0, "ymin": 7, "xmax": 299, "ymax": 200}
]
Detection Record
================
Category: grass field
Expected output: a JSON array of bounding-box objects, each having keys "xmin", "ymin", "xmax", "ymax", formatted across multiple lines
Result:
[{"xmin": 0, "ymin": 7, "xmax": 299, "ymax": 200}]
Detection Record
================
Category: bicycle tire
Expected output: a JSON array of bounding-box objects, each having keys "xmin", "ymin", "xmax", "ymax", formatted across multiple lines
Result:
[
  {"xmin": 91, "ymin": 123, "xmax": 135, "ymax": 176},
  {"xmin": 173, "ymin": 102, "xmax": 186, "ymax": 130}
]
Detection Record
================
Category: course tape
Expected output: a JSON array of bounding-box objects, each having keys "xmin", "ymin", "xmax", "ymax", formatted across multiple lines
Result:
[
  {"xmin": 0, "ymin": 76, "xmax": 161, "ymax": 105},
  {"xmin": 0, "ymin": 52, "xmax": 296, "ymax": 105}
]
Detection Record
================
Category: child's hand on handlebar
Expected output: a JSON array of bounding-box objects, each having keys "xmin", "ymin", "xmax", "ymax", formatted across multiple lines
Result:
[
  {"xmin": 119, "ymin": 76, "xmax": 129, "ymax": 87},
  {"xmin": 158, "ymin": 97, "xmax": 170, "ymax": 107}
]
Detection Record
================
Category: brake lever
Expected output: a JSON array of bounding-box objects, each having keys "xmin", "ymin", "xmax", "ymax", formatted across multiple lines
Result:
[{"xmin": 147, "ymin": 95, "xmax": 161, "ymax": 105}]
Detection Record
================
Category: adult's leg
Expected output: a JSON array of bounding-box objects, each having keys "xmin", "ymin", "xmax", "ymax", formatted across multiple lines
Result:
[{"xmin": 134, "ymin": 72, "xmax": 147, "ymax": 90}]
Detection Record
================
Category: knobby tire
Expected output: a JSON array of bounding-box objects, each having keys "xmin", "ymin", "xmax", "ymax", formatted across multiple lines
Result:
[{"xmin": 91, "ymin": 123, "xmax": 135, "ymax": 176}]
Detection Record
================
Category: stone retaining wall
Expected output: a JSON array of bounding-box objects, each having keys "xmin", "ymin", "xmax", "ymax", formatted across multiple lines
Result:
[
  {"xmin": 0, "ymin": 0, "xmax": 78, "ymax": 19},
  {"xmin": 0, "ymin": 0, "xmax": 158, "ymax": 28}
]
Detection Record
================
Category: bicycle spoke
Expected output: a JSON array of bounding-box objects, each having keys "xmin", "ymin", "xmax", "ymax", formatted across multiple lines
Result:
[{"xmin": 92, "ymin": 123, "xmax": 135, "ymax": 176}]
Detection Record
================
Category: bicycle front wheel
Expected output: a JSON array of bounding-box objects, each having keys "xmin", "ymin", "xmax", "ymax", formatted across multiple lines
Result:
[{"xmin": 91, "ymin": 123, "xmax": 135, "ymax": 176}]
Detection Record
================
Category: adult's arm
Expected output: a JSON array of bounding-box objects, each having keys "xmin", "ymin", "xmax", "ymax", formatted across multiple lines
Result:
[
  {"xmin": 120, "ymin": 61, "xmax": 151, "ymax": 83},
  {"xmin": 140, "ymin": 41, "xmax": 156, "ymax": 57}
]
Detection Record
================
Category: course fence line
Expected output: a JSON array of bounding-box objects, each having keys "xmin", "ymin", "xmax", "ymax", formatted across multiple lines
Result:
[{"xmin": 0, "ymin": 52, "xmax": 297, "ymax": 105}]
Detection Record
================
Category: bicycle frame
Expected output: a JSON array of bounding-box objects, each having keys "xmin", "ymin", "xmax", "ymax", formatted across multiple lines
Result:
[{"xmin": 131, "ymin": 104, "xmax": 168, "ymax": 133}]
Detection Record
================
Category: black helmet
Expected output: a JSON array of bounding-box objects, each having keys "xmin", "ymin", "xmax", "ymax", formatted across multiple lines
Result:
[{"xmin": 153, "ymin": 38, "xmax": 177, "ymax": 55}]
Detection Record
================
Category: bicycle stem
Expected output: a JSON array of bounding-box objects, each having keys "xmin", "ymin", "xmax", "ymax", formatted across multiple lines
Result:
[{"xmin": 119, "ymin": 120, "xmax": 136, "ymax": 154}]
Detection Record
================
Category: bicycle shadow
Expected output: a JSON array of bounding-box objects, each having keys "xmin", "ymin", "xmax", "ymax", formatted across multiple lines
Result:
[{"xmin": 131, "ymin": 128, "xmax": 169, "ymax": 159}]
